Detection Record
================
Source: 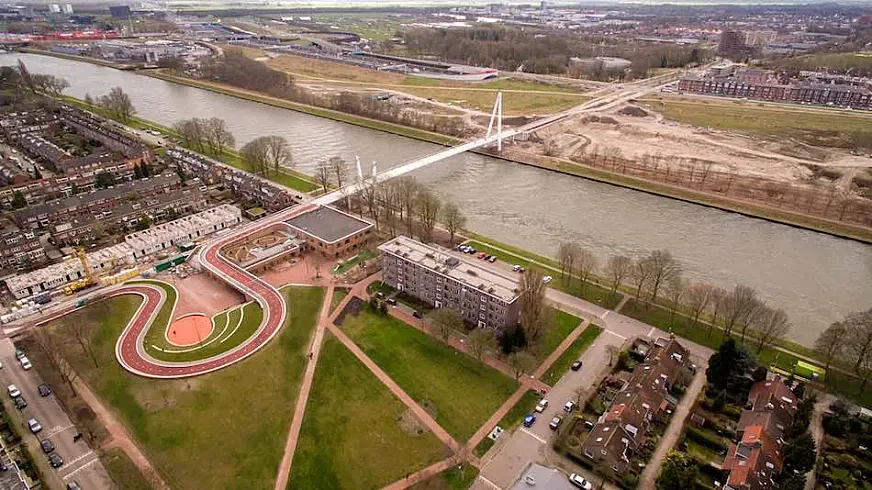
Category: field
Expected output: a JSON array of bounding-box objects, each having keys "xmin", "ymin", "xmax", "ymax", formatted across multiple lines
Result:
[
  {"xmin": 100, "ymin": 448, "xmax": 154, "ymax": 490},
  {"xmin": 288, "ymin": 333, "xmax": 449, "ymax": 489},
  {"xmin": 329, "ymin": 287, "xmax": 350, "ymax": 314},
  {"xmin": 537, "ymin": 310, "xmax": 583, "ymax": 360},
  {"xmin": 653, "ymin": 97, "xmax": 872, "ymax": 149},
  {"xmin": 408, "ymin": 464, "xmax": 480, "ymax": 490},
  {"xmin": 540, "ymin": 324, "xmax": 603, "ymax": 383},
  {"xmin": 339, "ymin": 305, "xmax": 518, "ymax": 440},
  {"xmin": 44, "ymin": 286, "xmax": 325, "ymax": 490},
  {"xmin": 473, "ymin": 389, "xmax": 540, "ymax": 457}
]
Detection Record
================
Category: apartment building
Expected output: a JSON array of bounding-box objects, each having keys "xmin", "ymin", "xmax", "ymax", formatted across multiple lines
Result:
[
  {"xmin": 50, "ymin": 186, "xmax": 206, "ymax": 245},
  {"xmin": 0, "ymin": 225, "xmax": 46, "ymax": 270},
  {"xmin": 12, "ymin": 173, "xmax": 182, "ymax": 230},
  {"xmin": 124, "ymin": 204, "xmax": 242, "ymax": 259},
  {"xmin": 169, "ymin": 148, "xmax": 301, "ymax": 211},
  {"xmin": 581, "ymin": 337, "xmax": 691, "ymax": 474},
  {"xmin": 379, "ymin": 235, "xmax": 520, "ymax": 329}
]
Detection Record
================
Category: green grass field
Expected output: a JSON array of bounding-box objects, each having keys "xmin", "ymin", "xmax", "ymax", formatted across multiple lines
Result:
[
  {"xmin": 540, "ymin": 324, "xmax": 603, "ymax": 383},
  {"xmin": 339, "ymin": 305, "xmax": 518, "ymax": 440},
  {"xmin": 131, "ymin": 280, "xmax": 264, "ymax": 363},
  {"xmin": 329, "ymin": 288, "xmax": 350, "ymax": 314},
  {"xmin": 408, "ymin": 463, "xmax": 480, "ymax": 490},
  {"xmin": 46, "ymin": 286, "xmax": 325, "ymax": 490},
  {"xmin": 287, "ymin": 333, "xmax": 449, "ymax": 489},
  {"xmin": 538, "ymin": 310, "xmax": 582, "ymax": 360},
  {"xmin": 100, "ymin": 448, "xmax": 153, "ymax": 490}
]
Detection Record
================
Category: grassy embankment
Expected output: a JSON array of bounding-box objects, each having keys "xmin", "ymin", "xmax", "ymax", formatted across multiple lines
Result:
[
  {"xmin": 287, "ymin": 332, "xmax": 450, "ymax": 489},
  {"xmin": 58, "ymin": 95, "xmax": 320, "ymax": 194},
  {"xmin": 540, "ymin": 324, "xmax": 604, "ymax": 383},
  {"xmin": 339, "ymin": 304, "xmax": 518, "ymax": 441},
  {"xmin": 42, "ymin": 286, "xmax": 325, "ymax": 490}
]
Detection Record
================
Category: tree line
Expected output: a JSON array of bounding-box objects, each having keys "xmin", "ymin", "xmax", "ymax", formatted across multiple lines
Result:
[
  {"xmin": 815, "ymin": 307, "xmax": 872, "ymax": 394},
  {"xmin": 199, "ymin": 50, "xmax": 295, "ymax": 99},
  {"xmin": 558, "ymin": 243, "xmax": 791, "ymax": 353}
]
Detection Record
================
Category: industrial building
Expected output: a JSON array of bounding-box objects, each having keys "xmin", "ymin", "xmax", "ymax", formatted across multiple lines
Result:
[
  {"xmin": 285, "ymin": 206, "xmax": 373, "ymax": 258},
  {"xmin": 379, "ymin": 235, "xmax": 520, "ymax": 329},
  {"xmin": 125, "ymin": 204, "xmax": 242, "ymax": 259}
]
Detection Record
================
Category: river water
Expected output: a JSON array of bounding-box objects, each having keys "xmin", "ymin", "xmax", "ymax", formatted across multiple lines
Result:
[{"xmin": 4, "ymin": 52, "xmax": 871, "ymax": 346}]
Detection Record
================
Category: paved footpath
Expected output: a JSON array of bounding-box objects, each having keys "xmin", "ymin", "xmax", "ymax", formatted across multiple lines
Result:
[
  {"xmin": 274, "ymin": 285, "xmax": 334, "ymax": 490},
  {"xmin": 637, "ymin": 367, "xmax": 708, "ymax": 488}
]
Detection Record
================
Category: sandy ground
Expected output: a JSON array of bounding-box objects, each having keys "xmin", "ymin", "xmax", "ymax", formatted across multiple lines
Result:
[
  {"xmin": 255, "ymin": 254, "xmax": 340, "ymax": 289},
  {"xmin": 525, "ymin": 104, "xmax": 872, "ymax": 190},
  {"xmin": 160, "ymin": 272, "xmax": 245, "ymax": 319}
]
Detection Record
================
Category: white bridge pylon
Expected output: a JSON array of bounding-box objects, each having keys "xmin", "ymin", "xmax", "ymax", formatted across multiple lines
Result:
[{"xmin": 485, "ymin": 91, "xmax": 503, "ymax": 152}]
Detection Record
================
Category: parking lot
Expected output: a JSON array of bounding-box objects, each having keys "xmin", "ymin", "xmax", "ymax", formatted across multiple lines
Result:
[{"xmin": 0, "ymin": 338, "xmax": 113, "ymax": 490}]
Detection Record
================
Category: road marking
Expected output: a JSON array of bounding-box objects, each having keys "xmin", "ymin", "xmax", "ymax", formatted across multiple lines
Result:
[
  {"xmin": 477, "ymin": 475, "xmax": 503, "ymax": 490},
  {"xmin": 606, "ymin": 330, "xmax": 627, "ymax": 340},
  {"xmin": 646, "ymin": 327, "xmax": 657, "ymax": 338},
  {"xmin": 61, "ymin": 453, "xmax": 100, "ymax": 480},
  {"xmin": 519, "ymin": 428, "xmax": 548, "ymax": 444},
  {"xmin": 601, "ymin": 311, "xmax": 610, "ymax": 320},
  {"xmin": 43, "ymin": 424, "xmax": 75, "ymax": 438}
]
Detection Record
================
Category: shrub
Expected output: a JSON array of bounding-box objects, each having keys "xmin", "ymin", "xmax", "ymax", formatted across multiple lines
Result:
[{"xmin": 685, "ymin": 427, "xmax": 727, "ymax": 451}]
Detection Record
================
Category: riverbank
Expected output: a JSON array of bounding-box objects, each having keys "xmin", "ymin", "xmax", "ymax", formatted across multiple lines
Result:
[
  {"xmin": 16, "ymin": 47, "xmax": 136, "ymax": 70},
  {"xmin": 144, "ymin": 70, "xmax": 872, "ymax": 245}
]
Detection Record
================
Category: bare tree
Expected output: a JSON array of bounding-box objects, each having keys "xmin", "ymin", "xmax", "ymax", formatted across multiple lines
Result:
[
  {"xmin": 631, "ymin": 257, "xmax": 651, "ymax": 301},
  {"xmin": 173, "ymin": 118, "xmax": 206, "ymax": 152},
  {"xmin": 556, "ymin": 242, "xmax": 576, "ymax": 283},
  {"xmin": 16, "ymin": 60, "xmax": 35, "ymax": 93},
  {"xmin": 844, "ymin": 308, "xmax": 872, "ymax": 393},
  {"xmin": 240, "ymin": 137, "xmax": 269, "ymax": 176},
  {"xmin": 32, "ymin": 329, "xmax": 78, "ymax": 395},
  {"xmin": 83, "ymin": 93, "xmax": 95, "ymax": 107},
  {"xmin": 68, "ymin": 321, "xmax": 99, "ymax": 368},
  {"xmin": 430, "ymin": 308, "xmax": 462, "ymax": 342},
  {"xmin": 329, "ymin": 156, "xmax": 348, "ymax": 205},
  {"xmin": 99, "ymin": 87, "xmax": 136, "ymax": 122},
  {"xmin": 507, "ymin": 351, "xmax": 534, "ymax": 381},
  {"xmin": 664, "ymin": 275, "xmax": 687, "ymax": 327},
  {"xmin": 753, "ymin": 307, "xmax": 790, "ymax": 353},
  {"xmin": 314, "ymin": 161, "xmax": 331, "ymax": 193},
  {"xmin": 605, "ymin": 255, "xmax": 632, "ymax": 299},
  {"xmin": 361, "ymin": 177, "xmax": 381, "ymax": 231},
  {"xmin": 264, "ymin": 135, "xmax": 293, "ymax": 174},
  {"xmin": 575, "ymin": 248, "xmax": 598, "ymax": 297},
  {"xmin": 707, "ymin": 286, "xmax": 728, "ymax": 338},
  {"xmin": 815, "ymin": 321, "xmax": 849, "ymax": 377},
  {"xmin": 381, "ymin": 180, "xmax": 399, "ymax": 237},
  {"xmin": 518, "ymin": 269, "xmax": 549, "ymax": 342},
  {"xmin": 416, "ymin": 189, "xmax": 442, "ymax": 243},
  {"xmin": 605, "ymin": 344, "xmax": 619, "ymax": 366},
  {"xmin": 686, "ymin": 283, "xmax": 713, "ymax": 330},
  {"xmin": 242, "ymin": 136, "xmax": 292, "ymax": 176},
  {"xmin": 440, "ymin": 202, "xmax": 466, "ymax": 246},
  {"xmin": 468, "ymin": 328, "xmax": 496, "ymax": 361},
  {"xmin": 645, "ymin": 250, "xmax": 681, "ymax": 305},
  {"xmin": 721, "ymin": 285, "xmax": 762, "ymax": 339},
  {"xmin": 203, "ymin": 117, "xmax": 235, "ymax": 156},
  {"xmin": 396, "ymin": 176, "xmax": 419, "ymax": 237}
]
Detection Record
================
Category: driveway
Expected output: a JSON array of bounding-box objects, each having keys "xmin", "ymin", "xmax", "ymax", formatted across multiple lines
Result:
[{"xmin": 0, "ymin": 339, "xmax": 112, "ymax": 490}]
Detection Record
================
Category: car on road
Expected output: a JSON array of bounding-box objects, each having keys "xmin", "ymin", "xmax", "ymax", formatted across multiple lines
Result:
[
  {"xmin": 543, "ymin": 275, "xmax": 553, "ymax": 284},
  {"xmin": 564, "ymin": 401, "xmax": 576, "ymax": 412},
  {"xmin": 477, "ymin": 252, "xmax": 487, "ymax": 259},
  {"xmin": 14, "ymin": 349, "xmax": 25, "ymax": 360},
  {"xmin": 571, "ymin": 361, "xmax": 583, "ymax": 371},
  {"xmin": 7, "ymin": 385, "xmax": 20, "ymax": 398},
  {"xmin": 40, "ymin": 439, "xmax": 54, "ymax": 454},
  {"xmin": 523, "ymin": 414, "xmax": 536, "ymax": 428},
  {"xmin": 20, "ymin": 357, "xmax": 32, "ymax": 370},
  {"xmin": 13, "ymin": 396, "xmax": 26, "ymax": 409},
  {"xmin": 386, "ymin": 298, "xmax": 397, "ymax": 306},
  {"xmin": 412, "ymin": 311, "xmax": 422, "ymax": 319},
  {"xmin": 535, "ymin": 399, "xmax": 549, "ymax": 413},
  {"xmin": 488, "ymin": 256, "xmax": 497, "ymax": 263},
  {"xmin": 550, "ymin": 416, "xmax": 563, "ymax": 430},
  {"xmin": 38, "ymin": 384, "xmax": 52, "ymax": 397},
  {"xmin": 27, "ymin": 418, "xmax": 42, "ymax": 434},
  {"xmin": 569, "ymin": 473, "xmax": 593, "ymax": 489},
  {"xmin": 67, "ymin": 482, "xmax": 81, "ymax": 490},
  {"xmin": 48, "ymin": 452, "xmax": 63, "ymax": 468}
]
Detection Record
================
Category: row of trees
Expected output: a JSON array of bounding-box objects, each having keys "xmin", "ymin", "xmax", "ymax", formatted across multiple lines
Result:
[
  {"xmin": 240, "ymin": 135, "xmax": 293, "ymax": 177},
  {"xmin": 815, "ymin": 307, "xmax": 872, "ymax": 393},
  {"xmin": 84, "ymin": 87, "xmax": 136, "ymax": 123},
  {"xmin": 199, "ymin": 50, "xmax": 295, "ymax": 99},
  {"xmin": 172, "ymin": 117, "xmax": 236, "ymax": 157},
  {"xmin": 557, "ymin": 243, "xmax": 791, "ymax": 353},
  {"xmin": 4, "ymin": 60, "xmax": 70, "ymax": 97}
]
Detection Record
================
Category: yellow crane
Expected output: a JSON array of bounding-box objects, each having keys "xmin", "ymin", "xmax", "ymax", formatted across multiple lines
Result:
[{"xmin": 63, "ymin": 247, "xmax": 97, "ymax": 295}]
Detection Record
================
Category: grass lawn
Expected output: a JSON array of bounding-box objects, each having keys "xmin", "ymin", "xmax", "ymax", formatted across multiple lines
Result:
[
  {"xmin": 44, "ymin": 286, "xmax": 325, "ymax": 490},
  {"xmin": 540, "ymin": 324, "xmax": 603, "ymax": 383},
  {"xmin": 473, "ymin": 389, "xmax": 540, "ymax": 457},
  {"xmin": 408, "ymin": 463, "xmax": 480, "ymax": 490},
  {"xmin": 339, "ymin": 305, "xmax": 518, "ymax": 440},
  {"xmin": 287, "ymin": 333, "xmax": 449, "ymax": 489},
  {"xmin": 330, "ymin": 249, "xmax": 377, "ymax": 275},
  {"xmin": 366, "ymin": 280, "xmax": 396, "ymax": 296},
  {"xmin": 329, "ymin": 288, "xmax": 350, "ymax": 315},
  {"xmin": 101, "ymin": 448, "xmax": 153, "ymax": 490},
  {"xmin": 537, "ymin": 310, "xmax": 582, "ymax": 360},
  {"xmin": 464, "ymin": 236, "xmax": 622, "ymax": 310},
  {"xmin": 131, "ymin": 280, "xmax": 265, "ymax": 363}
]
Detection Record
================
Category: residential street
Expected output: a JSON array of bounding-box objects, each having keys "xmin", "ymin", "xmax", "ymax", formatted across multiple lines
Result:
[{"xmin": 0, "ymin": 338, "xmax": 112, "ymax": 490}]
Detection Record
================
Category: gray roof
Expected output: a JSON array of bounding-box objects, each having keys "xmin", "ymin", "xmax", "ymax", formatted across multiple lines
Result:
[
  {"xmin": 511, "ymin": 464, "xmax": 577, "ymax": 490},
  {"xmin": 285, "ymin": 206, "xmax": 372, "ymax": 244}
]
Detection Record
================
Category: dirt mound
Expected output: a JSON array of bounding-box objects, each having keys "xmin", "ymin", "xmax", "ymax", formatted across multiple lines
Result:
[
  {"xmin": 396, "ymin": 409, "xmax": 429, "ymax": 436},
  {"xmin": 582, "ymin": 115, "xmax": 619, "ymax": 125},
  {"xmin": 618, "ymin": 106, "xmax": 649, "ymax": 117}
]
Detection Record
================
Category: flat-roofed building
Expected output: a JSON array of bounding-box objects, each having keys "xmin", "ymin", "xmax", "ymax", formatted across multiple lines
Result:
[
  {"xmin": 125, "ymin": 204, "xmax": 242, "ymax": 259},
  {"xmin": 285, "ymin": 205, "xmax": 374, "ymax": 258},
  {"xmin": 378, "ymin": 235, "xmax": 520, "ymax": 329}
]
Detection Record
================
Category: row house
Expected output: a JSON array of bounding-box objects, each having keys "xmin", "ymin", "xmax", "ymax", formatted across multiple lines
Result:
[
  {"xmin": 0, "ymin": 226, "xmax": 46, "ymax": 270},
  {"xmin": 0, "ymin": 110, "xmax": 57, "ymax": 139},
  {"xmin": 581, "ymin": 337, "xmax": 691, "ymax": 474},
  {"xmin": 58, "ymin": 105, "xmax": 152, "ymax": 160},
  {"xmin": 678, "ymin": 74, "xmax": 872, "ymax": 109}
]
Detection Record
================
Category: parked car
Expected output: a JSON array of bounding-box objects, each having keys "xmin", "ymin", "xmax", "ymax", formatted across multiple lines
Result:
[
  {"xmin": 543, "ymin": 276, "xmax": 553, "ymax": 284},
  {"xmin": 27, "ymin": 418, "xmax": 41, "ymax": 434},
  {"xmin": 571, "ymin": 361, "xmax": 583, "ymax": 371},
  {"xmin": 523, "ymin": 414, "xmax": 537, "ymax": 428},
  {"xmin": 535, "ymin": 399, "xmax": 549, "ymax": 413},
  {"xmin": 488, "ymin": 256, "xmax": 497, "ymax": 263},
  {"xmin": 412, "ymin": 311, "xmax": 422, "ymax": 319},
  {"xmin": 564, "ymin": 401, "xmax": 576, "ymax": 413},
  {"xmin": 386, "ymin": 298, "xmax": 397, "ymax": 306},
  {"xmin": 20, "ymin": 357, "xmax": 32, "ymax": 370},
  {"xmin": 40, "ymin": 439, "xmax": 54, "ymax": 454},
  {"xmin": 14, "ymin": 349, "xmax": 25, "ymax": 360},
  {"xmin": 7, "ymin": 385, "xmax": 20, "ymax": 398},
  {"xmin": 376, "ymin": 292, "xmax": 384, "ymax": 299},
  {"xmin": 48, "ymin": 452, "xmax": 63, "ymax": 468},
  {"xmin": 67, "ymin": 482, "xmax": 81, "ymax": 490},
  {"xmin": 13, "ymin": 396, "xmax": 26, "ymax": 409},
  {"xmin": 38, "ymin": 384, "xmax": 52, "ymax": 397},
  {"xmin": 550, "ymin": 416, "xmax": 563, "ymax": 430},
  {"xmin": 477, "ymin": 252, "xmax": 487, "ymax": 259},
  {"xmin": 569, "ymin": 473, "xmax": 593, "ymax": 489}
]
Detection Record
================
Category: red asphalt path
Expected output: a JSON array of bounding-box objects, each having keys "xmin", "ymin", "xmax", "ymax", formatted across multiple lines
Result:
[{"xmin": 44, "ymin": 203, "xmax": 319, "ymax": 379}]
